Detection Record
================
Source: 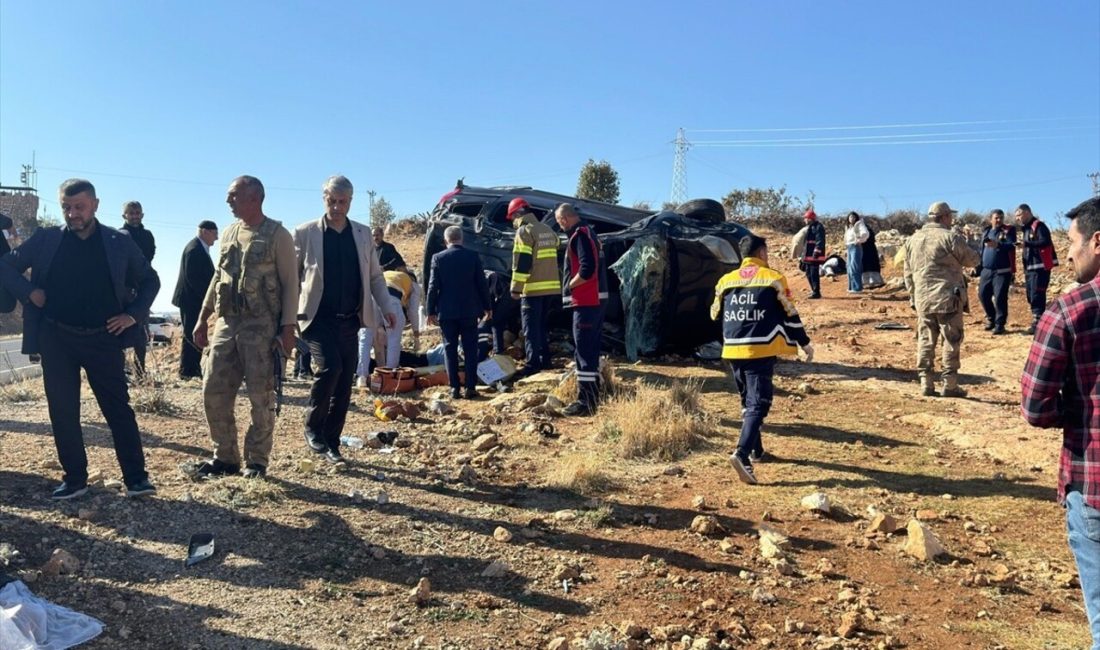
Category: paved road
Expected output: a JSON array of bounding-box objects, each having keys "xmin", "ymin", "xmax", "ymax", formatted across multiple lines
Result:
[{"xmin": 0, "ymin": 336, "xmax": 41, "ymax": 385}]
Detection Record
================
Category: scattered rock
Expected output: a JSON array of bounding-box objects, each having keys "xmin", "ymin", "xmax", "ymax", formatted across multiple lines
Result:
[
  {"xmin": 298, "ymin": 459, "xmax": 316, "ymax": 474},
  {"xmin": 663, "ymin": 465, "xmax": 685, "ymax": 477},
  {"xmin": 427, "ymin": 399, "xmax": 454, "ymax": 415},
  {"xmin": 619, "ymin": 621, "xmax": 647, "ymax": 640},
  {"xmin": 493, "ymin": 527, "xmax": 513, "ymax": 543},
  {"xmin": 700, "ymin": 598, "xmax": 719, "ymax": 611},
  {"xmin": 903, "ymin": 519, "xmax": 946, "ymax": 561},
  {"xmin": 481, "ymin": 559, "xmax": 509, "ymax": 578},
  {"xmin": 456, "ymin": 464, "xmax": 478, "ymax": 484},
  {"xmin": 866, "ymin": 512, "xmax": 899, "ymax": 536},
  {"xmin": 801, "ymin": 492, "xmax": 831, "ymax": 514},
  {"xmin": 691, "ymin": 495, "xmax": 708, "ymax": 510},
  {"xmin": 797, "ymin": 382, "xmax": 817, "ymax": 394},
  {"xmin": 409, "ymin": 577, "xmax": 431, "ymax": 605},
  {"xmin": 546, "ymin": 638, "xmax": 568, "ymax": 650},
  {"xmin": 751, "ymin": 587, "xmax": 777, "ymax": 605},
  {"xmin": 836, "ymin": 611, "xmax": 862, "ymax": 638},
  {"xmin": 371, "ymin": 547, "xmax": 386, "ymax": 560},
  {"xmin": 689, "ymin": 515, "xmax": 725, "ymax": 536},
  {"xmin": 41, "ymin": 549, "xmax": 80, "ymax": 577},
  {"xmin": 971, "ymin": 540, "xmax": 994, "ymax": 557},
  {"xmin": 915, "ymin": 509, "xmax": 940, "ymax": 521},
  {"xmin": 552, "ymin": 510, "xmax": 577, "ymax": 522},
  {"xmin": 718, "ymin": 539, "xmax": 737, "ymax": 554},
  {"xmin": 375, "ymin": 491, "xmax": 389, "ymax": 505},
  {"xmin": 553, "ymin": 564, "xmax": 581, "ymax": 582},
  {"xmin": 471, "ymin": 433, "xmax": 499, "ymax": 452}
]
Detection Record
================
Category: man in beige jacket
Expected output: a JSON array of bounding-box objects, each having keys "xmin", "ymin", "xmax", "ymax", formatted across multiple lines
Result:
[
  {"xmin": 294, "ymin": 175, "xmax": 396, "ymax": 461},
  {"xmin": 902, "ymin": 201, "xmax": 981, "ymax": 398}
]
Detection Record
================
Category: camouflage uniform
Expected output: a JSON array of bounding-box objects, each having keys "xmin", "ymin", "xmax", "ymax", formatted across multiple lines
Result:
[
  {"xmin": 202, "ymin": 217, "xmax": 298, "ymax": 468},
  {"xmin": 902, "ymin": 221, "xmax": 981, "ymax": 395}
]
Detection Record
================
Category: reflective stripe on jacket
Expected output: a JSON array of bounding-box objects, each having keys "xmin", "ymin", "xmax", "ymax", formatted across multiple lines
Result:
[
  {"xmin": 1022, "ymin": 218, "xmax": 1059, "ymax": 272},
  {"xmin": 562, "ymin": 223, "xmax": 608, "ymax": 309},
  {"xmin": 510, "ymin": 214, "xmax": 562, "ymax": 297},
  {"xmin": 710, "ymin": 257, "xmax": 810, "ymax": 359}
]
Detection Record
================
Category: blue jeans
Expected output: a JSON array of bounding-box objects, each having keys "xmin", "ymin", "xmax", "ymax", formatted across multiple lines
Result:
[
  {"xmin": 1066, "ymin": 490, "xmax": 1100, "ymax": 648},
  {"xmin": 847, "ymin": 244, "xmax": 863, "ymax": 292},
  {"xmin": 731, "ymin": 357, "xmax": 775, "ymax": 461}
]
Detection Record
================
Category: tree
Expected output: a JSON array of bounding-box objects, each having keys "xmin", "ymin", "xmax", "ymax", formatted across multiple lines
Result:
[
  {"xmin": 721, "ymin": 186, "xmax": 803, "ymax": 222},
  {"xmin": 631, "ymin": 200, "xmax": 652, "ymax": 212},
  {"xmin": 576, "ymin": 159, "xmax": 620, "ymax": 204},
  {"xmin": 370, "ymin": 196, "xmax": 396, "ymax": 230}
]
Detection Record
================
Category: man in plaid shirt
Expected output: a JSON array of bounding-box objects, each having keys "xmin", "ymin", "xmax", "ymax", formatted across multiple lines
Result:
[{"xmin": 1021, "ymin": 196, "xmax": 1100, "ymax": 648}]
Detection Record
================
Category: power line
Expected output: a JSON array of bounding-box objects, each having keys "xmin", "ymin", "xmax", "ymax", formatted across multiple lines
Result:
[
  {"xmin": 693, "ymin": 134, "xmax": 1080, "ymax": 148},
  {"xmin": 692, "ymin": 126, "xmax": 1095, "ymax": 146},
  {"xmin": 687, "ymin": 116, "xmax": 1095, "ymax": 134}
]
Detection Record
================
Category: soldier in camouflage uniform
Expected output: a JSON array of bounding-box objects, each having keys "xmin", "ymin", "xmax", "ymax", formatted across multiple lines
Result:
[
  {"xmin": 192, "ymin": 176, "xmax": 299, "ymax": 479},
  {"xmin": 902, "ymin": 201, "xmax": 981, "ymax": 398}
]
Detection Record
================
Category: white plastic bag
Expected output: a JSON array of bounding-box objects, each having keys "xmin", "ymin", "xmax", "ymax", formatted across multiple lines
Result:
[{"xmin": 0, "ymin": 581, "xmax": 103, "ymax": 649}]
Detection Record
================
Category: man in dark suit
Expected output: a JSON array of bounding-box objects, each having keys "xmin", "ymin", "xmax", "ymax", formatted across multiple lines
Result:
[
  {"xmin": 0, "ymin": 179, "xmax": 160, "ymax": 500},
  {"xmin": 121, "ymin": 201, "xmax": 156, "ymax": 377},
  {"xmin": 172, "ymin": 220, "xmax": 218, "ymax": 379},
  {"xmin": 426, "ymin": 226, "xmax": 490, "ymax": 399}
]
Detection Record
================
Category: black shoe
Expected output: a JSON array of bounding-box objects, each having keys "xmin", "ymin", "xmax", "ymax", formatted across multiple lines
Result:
[
  {"xmin": 303, "ymin": 431, "xmax": 327, "ymax": 453},
  {"xmin": 451, "ymin": 388, "xmax": 462, "ymax": 399},
  {"xmin": 729, "ymin": 454, "xmax": 758, "ymax": 485},
  {"xmin": 749, "ymin": 450, "xmax": 769, "ymax": 463},
  {"xmin": 194, "ymin": 459, "xmax": 241, "ymax": 479},
  {"xmin": 242, "ymin": 464, "xmax": 267, "ymax": 479},
  {"xmin": 983, "ymin": 321, "xmax": 995, "ymax": 331},
  {"xmin": 562, "ymin": 401, "xmax": 594, "ymax": 417},
  {"xmin": 465, "ymin": 388, "xmax": 479, "ymax": 400},
  {"xmin": 51, "ymin": 481, "xmax": 89, "ymax": 501},
  {"xmin": 991, "ymin": 327, "xmax": 1006, "ymax": 335},
  {"xmin": 323, "ymin": 450, "xmax": 347, "ymax": 466},
  {"xmin": 809, "ymin": 293, "xmax": 822, "ymax": 300},
  {"xmin": 1026, "ymin": 324, "xmax": 1037, "ymax": 335},
  {"xmin": 125, "ymin": 478, "xmax": 157, "ymax": 498}
]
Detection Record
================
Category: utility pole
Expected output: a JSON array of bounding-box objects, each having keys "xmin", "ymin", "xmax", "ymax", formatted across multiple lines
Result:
[
  {"xmin": 670, "ymin": 128, "xmax": 689, "ymax": 206},
  {"xmin": 1089, "ymin": 171, "xmax": 1100, "ymax": 197}
]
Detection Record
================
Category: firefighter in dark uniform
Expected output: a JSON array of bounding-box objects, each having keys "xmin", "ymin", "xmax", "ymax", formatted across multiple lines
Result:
[
  {"xmin": 711, "ymin": 234, "xmax": 814, "ymax": 485},
  {"xmin": 555, "ymin": 203, "xmax": 607, "ymax": 417}
]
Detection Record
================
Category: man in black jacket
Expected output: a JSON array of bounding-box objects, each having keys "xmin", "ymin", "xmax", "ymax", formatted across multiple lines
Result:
[
  {"xmin": 426, "ymin": 226, "xmax": 491, "ymax": 399},
  {"xmin": 372, "ymin": 227, "xmax": 407, "ymax": 272},
  {"xmin": 121, "ymin": 201, "xmax": 156, "ymax": 377},
  {"xmin": 978, "ymin": 209, "xmax": 1016, "ymax": 335},
  {"xmin": 171, "ymin": 220, "xmax": 218, "ymax": 378},
  {"xmin": 0, "ymin": 179, "xmax": 160, "ymax": 499}
]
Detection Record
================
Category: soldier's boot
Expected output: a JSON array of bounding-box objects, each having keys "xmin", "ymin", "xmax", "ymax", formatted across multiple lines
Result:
[
  {"xmin": 919, "ymin": 375, "xmax": 936, "ymax": 397},
  {"xmin": 941, "ymin": 375, "xmax": 967, "ymax": 398}
]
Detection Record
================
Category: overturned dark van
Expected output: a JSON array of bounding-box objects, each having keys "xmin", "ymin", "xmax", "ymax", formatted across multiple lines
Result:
[{"xmin": 421, "ymin": 182, "xmax": 752, "ymax": 359}]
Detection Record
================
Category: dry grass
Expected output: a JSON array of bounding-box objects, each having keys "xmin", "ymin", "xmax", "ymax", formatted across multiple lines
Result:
[
  {"xmin": 542, "ymin": 453, "xmax": 616, "ymax": 495},
  {"xmin": 552, "ymin": 357, "xmax": 618, "ymax": 404},
  {"xmin": 601, "ymin": 378, "xmax": 714, "ymax": 460},
  {"xmin": 196, "ymin": 476, "xmax": 286, "ymax": 509},
  {"xmin": 129, "ymin": 345, "xmax": 180, "ymax": 416}
]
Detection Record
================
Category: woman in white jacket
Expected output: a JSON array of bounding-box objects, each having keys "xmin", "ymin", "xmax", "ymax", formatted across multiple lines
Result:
[{"xmin": 844, "ymin": 212, "xmax": 870, "ymax": 293}]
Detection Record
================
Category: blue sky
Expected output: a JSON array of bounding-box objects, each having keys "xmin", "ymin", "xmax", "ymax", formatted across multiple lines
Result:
[{"xmin": 1, "ymin": 1, "xmax": 1098, "ymax": 311}]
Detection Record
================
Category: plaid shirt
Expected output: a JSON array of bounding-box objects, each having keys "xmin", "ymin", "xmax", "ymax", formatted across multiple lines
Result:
[{"xmin": 1020, "ymin": 276, "xmax": 1100, "ymax": 508}]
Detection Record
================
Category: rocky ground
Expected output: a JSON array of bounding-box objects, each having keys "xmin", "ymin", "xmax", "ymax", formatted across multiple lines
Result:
[{"xmin": 0, "ymin": 228, "xmax": 1090, "ymax": 650}]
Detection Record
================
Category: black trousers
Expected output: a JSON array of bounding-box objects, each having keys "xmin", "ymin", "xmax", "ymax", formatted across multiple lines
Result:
[
  {"xmin": 302, "ymin": 316, "xmax": 359, "ymax": 451},
  {"xmin": 804, "ymin": 263, "xmax": 821, "ymax": 295},
  {"xmin": 978, "ymin": 269, "xmax": 1011, "ymax": 329},
  {"xmin": 179, "ymin": 306, "xmax": 202, "ymax": 378},
  {"xmin": 521, "ymin": 295, "xmax": 554, "ymax": 371},
  {"xmin": 490, "ymin": 296, "xmax": 514, "ymax": 355},
  {"xmin": 39, "ymin": 321, "xmax": 148, "ymax": 487},
  {"xmin": 132, "ymin": 319, "xmax": 148, "ymax": 377},
  {"xmin": 1026, "ymin": 269, "xmax": 1051, "ymax": 324},
  {"xmin": 573, "ymin": 304, "xmax": 605, "ymax": 407},
  {"xmin": 441, "ymin": 318, "xmax": 479, "ymax": 391}
]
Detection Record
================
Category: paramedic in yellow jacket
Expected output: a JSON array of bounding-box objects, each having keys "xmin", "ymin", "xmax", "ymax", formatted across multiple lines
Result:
[
  {"xmin": 381, "ymin": 269, "xmax": 422, "ymax": 361},
  {"xmin": 710, "ymin": 234, "xmax": 814, "ymax": 485},
  {"xmin": 506, "ymin": 198, "xmax": 561, "ymax": 376}
]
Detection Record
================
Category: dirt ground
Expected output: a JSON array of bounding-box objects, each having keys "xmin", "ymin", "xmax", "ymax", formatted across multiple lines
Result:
[{"xmin": 0, "ymin": 228, "xmax": 1090, "ymax": 650}]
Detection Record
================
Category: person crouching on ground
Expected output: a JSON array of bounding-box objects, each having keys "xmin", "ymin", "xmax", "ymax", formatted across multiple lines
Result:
[{"xmin": 711, "ymin": 234, "xmax": 814, "ymax": 485}]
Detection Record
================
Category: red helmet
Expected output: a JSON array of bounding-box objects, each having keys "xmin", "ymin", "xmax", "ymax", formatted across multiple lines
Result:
[{"xmin": 506, "ymin": 197, "xmax": 530, "ymax": 221}]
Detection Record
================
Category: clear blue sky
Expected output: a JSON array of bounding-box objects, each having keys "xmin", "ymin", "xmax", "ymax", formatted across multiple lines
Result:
[{"xmin": 1, "ymin": 1, "xmax": 1098, "ymax": 312}]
